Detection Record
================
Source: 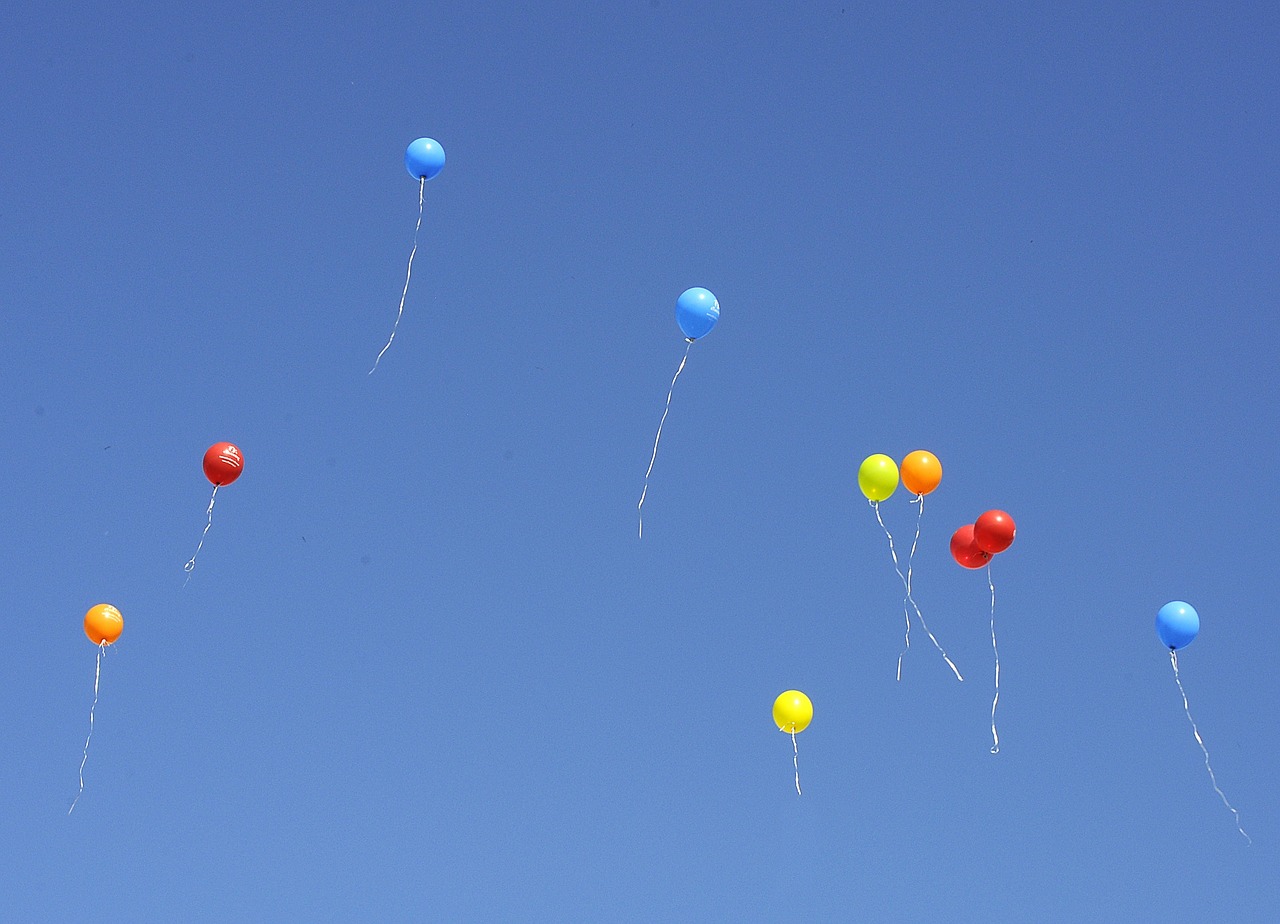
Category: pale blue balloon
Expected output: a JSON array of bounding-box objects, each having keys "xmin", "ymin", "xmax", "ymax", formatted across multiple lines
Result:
[
  {"xmin": 675, "ymin": 287, "xmax": 719, "ymax": 340},
  {"xmin": 1156, "ymin": 601, "xmax": 1200, "ymax": 650},
  {"xmin": 405, "ymin": 138, "xmax": 445, "ymax": 180}
]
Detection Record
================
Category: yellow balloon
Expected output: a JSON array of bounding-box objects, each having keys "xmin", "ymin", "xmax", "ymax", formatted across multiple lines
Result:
[
  {"xmin": 772, "ymin": 690, "xmax": 813, "ymax": 734},
  {"xmin": 858, "ymin": 453, "xmax": 899, "ymax": 502}
]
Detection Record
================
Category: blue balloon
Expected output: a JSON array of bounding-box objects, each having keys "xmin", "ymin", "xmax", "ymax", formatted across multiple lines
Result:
[
  {"xmin": 675, "ymin": 287, "xmax": 719, "ymax": 340},
  {"xmin": 405, "ymin": 138, "xmax": 445, "ymax": 180},
  {"xmin": 1156, "ymin": 601, "xmax": 1200, "ymax": 650}
]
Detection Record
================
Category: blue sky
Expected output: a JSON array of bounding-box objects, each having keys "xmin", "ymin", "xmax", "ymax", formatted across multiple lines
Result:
[{"xmin": 2, "ymin": 2, "xmax": 1278, "ymax": 920}]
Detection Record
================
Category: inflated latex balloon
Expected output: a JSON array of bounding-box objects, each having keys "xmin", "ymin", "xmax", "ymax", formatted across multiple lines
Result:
[
  {"xmin": 637, "ymin": 288, "xmax": 721, "ymax": 537},
  {"xmin": 773, "ymin": 690, "xmax": 812, "ymax": 795},
  {"xmin": 83, "ymin": 604, "xmax": 123, "ymax": 645},
  {"xmin": 71, "ymin": 603, "xmax": 124, "ymax": 814},
  {"xmin": 857, "ymin": 454, "xmax": 899, "ymax": 502},
  {"xmin": 950, "ymin": 524, "xmax": 991, "ymax": 569},
  {"xmin": 1156, "ymin": 600, "xmax": 1249, "ymax": 842},
  {"xmin": 674, "ymin": 287, "xmax": 720, "ymax": 341},
  {"xmin": 202, "ymin": 442, "xmax": 244, "ymax": 486},
  {"xmin": 372, "ymin": 138, "xmax": 447, "ymax": 373},
  {"xmin": 900, "ymin": 450, "xmax": 942, "ymax": 496},
  {"xmin": 772, "ymin": 690, "xmax": 813, "ymax": 733},
  {"xmin": 973, "ymin": 510, "xmax": 1015, "ymax": 554},
  {"xmin": 185, "ymin": 443, "xmax": 245, "ymax": 577},
  {"xmin": 1156, "ymin": 601, "xmax": 1200, "ymax": 651},
  {"xmin": 404, "ymin": 138, "xmax": 446, "ymax": 180}
]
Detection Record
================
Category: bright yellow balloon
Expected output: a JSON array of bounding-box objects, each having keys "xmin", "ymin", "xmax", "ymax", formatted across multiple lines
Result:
[
  {"xmin": 772, "ymin": 690, "xmax": 813, "ymax": 734},
  {"xmin": 858, "ymin": 454, "xmax": 898, "ymax": 502}
]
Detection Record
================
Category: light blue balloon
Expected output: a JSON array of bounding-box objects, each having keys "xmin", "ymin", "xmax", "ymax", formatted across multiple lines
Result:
[
  {"xmin": 1156, "ymin": 601, "xmax": 1200, "ymax": 650},
  {"xmin": 675, "ymin": 287, "xmax": 719, "ymax": 340},
  {"xmin": 405, "ymin": 138, "xmax": 445, "ymax": 180}
]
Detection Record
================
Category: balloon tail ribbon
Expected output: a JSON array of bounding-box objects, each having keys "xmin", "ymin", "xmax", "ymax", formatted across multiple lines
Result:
[
  {"xmin": 1169, "ymin": 650, "xmax": 1250, "ymax": 844},
  {"xmin": 790, "ymin": 729, "xmax": 802, "ymax": 796},
  {"xmin": 183, "ymin": 484, "xmax": 220, "ymax": 583},
  {"xmin": 897, "ymin": 494, "xmax": 926, "ymax": 680},
  {"xmin": 988, "ymin": 564, "xmax": 1000, "ymax": 754},
  {"xmin": 637, "ymin": 340, "xmax": 692, "ymax": 538},
  {"xmin": 370, "ymin": 176, "xmax": 426, "ymax": 375},
  {"xmin": 872, "ymin": 500, "xmax": 962, "ymax": 682},
  {"xmin": 68, "ymin": 642, "xmax": 106, "ymax": 815}
]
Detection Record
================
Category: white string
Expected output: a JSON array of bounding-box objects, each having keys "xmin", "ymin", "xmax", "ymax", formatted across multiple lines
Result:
[
  {"xmin": 988, "ymin": 564, "xmax": 1000, "ymax": 754},
  {"xmin": 790, "ymin": 729, "xmax": 802, "ymax": 796},
  {"xmin": 370, "ymin": 176, "xmax": 426, "ymax": 375},
  {"xmin": 637, "ymin": 340, "xmax": 693, "ymax": 538},
  {"xmin": 872, "ymin": 500, "xmax": 963, "ymax": 681},
  {"xmin": 896, "ymin": 494, "xmax": 925, "ymax": 680},
  {"xmin": 183, "ymin": 484, "xmax": 219, "ymax": 582},
  {"xmin": 68, "ymin": 643, "xmax": 106, "ymax": 815},
  {"xmin": 1169, "ymin": 650, "xmax": 1250, "ymax": 844}
]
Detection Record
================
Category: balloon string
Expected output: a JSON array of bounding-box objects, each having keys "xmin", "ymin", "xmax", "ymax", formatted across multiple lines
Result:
[
  {"xmin": 988, "ymin": 564, "xmax": 1000, "ymax": 754},
  {"xmin": 69, "ymin": 642, "xmax": 105, "ymax": 815},
  {"xmin": 183, "ymin": 484, "xmax": 220, "ymax": 582},
  {"xmin": 370, "ymin": 176, "xmax": 426, "ymax": 375},
  {"xmin": 1169, "ymin": 650, "xmax": 1250, "ymax": 844},
  {"xmin": 872, "ymin": 501, "xmax": 962, "ymax": 682},
  {"xmin": 791, "ymin": 729, "xmax": 802, "ymax": 796},
  {"xmin": 896, "ymin": 494, "xmax": 926, "ymax": 680},
  {"xmin": 637, "ymin": 340, "xmax": 692, "ymax": 538}
]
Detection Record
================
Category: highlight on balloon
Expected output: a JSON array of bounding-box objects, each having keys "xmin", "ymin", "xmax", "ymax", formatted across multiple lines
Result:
[
  {"xmin": 772, "ymin": 690, "xmax": 812, "ymax": 795},
  {"xmin": 184, "ymin": 442, "xmax": 244, "ymax": 579},
  {"xmin": 370, "ymin": 137, "xmax": 446, "ymax": 374},
  {"xmin": 859, "ymin": 452, "xmax": 962, "ymax": 682},
  {"xmin": 951, "ymin": 509, "xmax": 1016, "ymax": 753},
  {"xmin": 637, "ymin": 287, "xmax": 719, "ymax": 538},
  {"xmin": 69, "ymin": 604, "xmax": 124, "ymax": 814},
  {"xmin": 1156, "ymin": 601, "xmax": 1250, "ymax": 844}
]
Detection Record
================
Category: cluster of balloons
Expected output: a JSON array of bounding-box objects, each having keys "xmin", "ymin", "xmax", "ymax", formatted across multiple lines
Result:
[
  {"xmin": 77, "ymin": 442, "xmax": 247, "ymax": 810},
  {"xmin": 856, "ymin": 450, "xmax": 944, "ymax": 502},
  {"xmin": 857, "ymin": 450, "xmax": 965, "ymax": 683},
  {"xmin": 949, "ymin": 510, "xmax": 1016, "ymax": 569}
]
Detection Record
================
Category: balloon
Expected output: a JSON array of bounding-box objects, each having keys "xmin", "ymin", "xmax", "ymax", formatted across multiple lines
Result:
[
  {"xmin": 773, "ymin": 690, "xmax": 813, "ymax": 734},
  {"xmin": 404, "ymin": 138, "xmax": 445, "ymax": 180},
  {"xmin": 973, "ymin": 510, "xmax": 1015, "ymax": 554},
  {"xmin": 857, "ymin": 454, "xmax": 898, "ymax": 502},
  {"xmin": 950, "ymin": 524, "xmax": 991, "ymax": 569},
  {"xmin": 203, "ymin": 442, "xmax": 244, "ymax": 486},
  {"xmin": 674, "ymin": 287, "xmax": 719, "ymax": 340},
  {"xmin": 84, "ymin": 604, "xmax": 123, "ymax": 646},
  {"xmin": 900, "ymin": 450, "xmax": 942, "ymax": 496},
  {"xmin": 1156, "ymin": 601, "xmax": 1200, "ymax": 650}
]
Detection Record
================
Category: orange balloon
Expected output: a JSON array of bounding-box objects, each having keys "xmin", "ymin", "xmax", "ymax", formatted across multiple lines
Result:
[
  {"xmin": 84, "ymin": 604, "xmax": 123, "ymax": 646},
  {"xmin": 900, "ymin": 450, "xmax": 942, "ymax": 496}
]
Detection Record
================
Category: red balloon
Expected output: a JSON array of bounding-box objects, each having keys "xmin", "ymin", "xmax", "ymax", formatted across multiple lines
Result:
[
  {"xmin": 203, "ymin": 442, "xmax": 244, "ymax": 486},
  {"xmin": 973, "ymin": 510, "xmax": 1015, "ymax": 554},
  {"xmin": 950, "ymin": 524, "xmax": 991, "ymax": 569}
]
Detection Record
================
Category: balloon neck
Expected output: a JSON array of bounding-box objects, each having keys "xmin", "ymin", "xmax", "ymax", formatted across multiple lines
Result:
[{"xmin": 684, "ymin": 337, "xmax": 696, "ymax": 344}]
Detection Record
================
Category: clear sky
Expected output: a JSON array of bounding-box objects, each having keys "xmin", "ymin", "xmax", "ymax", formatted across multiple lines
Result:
[{"xmin": 2, "ymin": 2, "xmax": 1277, "ymax": 920}]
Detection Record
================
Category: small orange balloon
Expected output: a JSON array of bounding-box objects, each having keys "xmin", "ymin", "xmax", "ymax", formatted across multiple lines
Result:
[
  {"xmin": 900, "ymin": 450, "xmax": 942, "ymax": 496},
  {"xmin": 84, "ymin": 604, "xmax": 123, "ymax": 646}
]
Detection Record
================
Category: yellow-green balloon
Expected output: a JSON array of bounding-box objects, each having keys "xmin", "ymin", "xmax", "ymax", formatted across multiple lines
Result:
[
  {"xmin": 858, "ymin": 453, "xmax": 899, "ymax": 501},
  {"xmin": 773, "ymin": 690, "xmax": 813, "ymax": 734}
]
